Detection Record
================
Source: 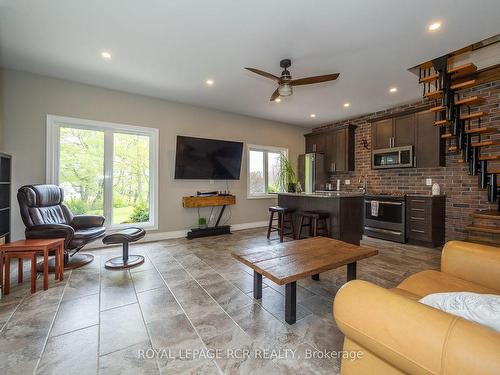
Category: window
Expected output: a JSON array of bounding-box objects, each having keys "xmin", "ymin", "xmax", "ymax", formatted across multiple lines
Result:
[
  {"xmin": 47, "ymin": 115, "xmax": 158, "ymax": 229},
  {"xmin": 247, "ymin": 144, "xmax": 288, "ymax": 198}
]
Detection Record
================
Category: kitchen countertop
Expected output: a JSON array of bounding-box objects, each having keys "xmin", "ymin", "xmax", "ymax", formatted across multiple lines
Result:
[{"xmin": 277, "ymin": 192, "xmax": 365, "ymax": 198}]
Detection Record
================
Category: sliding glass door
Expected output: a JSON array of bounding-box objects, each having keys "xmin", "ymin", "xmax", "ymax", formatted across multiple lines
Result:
[{"xmin": 47, "ymin": 115, "xmax": 158, "ymax": 229}]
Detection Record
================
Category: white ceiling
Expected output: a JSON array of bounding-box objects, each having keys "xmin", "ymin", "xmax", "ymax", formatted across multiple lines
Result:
[{"xmin": 1, "ymin": 1, "xmax": 500, "ymax": 128}]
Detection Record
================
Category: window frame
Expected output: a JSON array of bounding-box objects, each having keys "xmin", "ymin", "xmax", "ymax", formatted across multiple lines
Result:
[
  {"xmin": 247, "ymin": 144, "xmax": 288, "ymax": 199},
  {"xmin": 46, "ymin": 115, "xmax": 159, "ymax": 230}
]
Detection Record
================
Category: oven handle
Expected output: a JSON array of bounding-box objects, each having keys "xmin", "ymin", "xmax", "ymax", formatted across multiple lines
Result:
[
  {"xmin": 364, "ymin": 226, "xmax": 402, "ymax": 235},
  {"xmin": 365, "ymin": 200, "xmax": 403, "ymax": 206}
]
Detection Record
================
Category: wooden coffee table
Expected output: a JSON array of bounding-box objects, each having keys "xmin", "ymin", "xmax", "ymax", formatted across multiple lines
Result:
[{"xmin": 232, "ymin": 237, "xmax": 378, "ymax": 324}]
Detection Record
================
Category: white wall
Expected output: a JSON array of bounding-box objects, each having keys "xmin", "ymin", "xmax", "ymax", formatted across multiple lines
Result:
[{"xmin": 1, "ymin": 69, "xmax": 306, "ymax": 240}]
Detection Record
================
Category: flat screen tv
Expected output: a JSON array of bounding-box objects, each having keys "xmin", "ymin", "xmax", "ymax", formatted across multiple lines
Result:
[{"xmin": 174, "ymin": 136, "xmax": 244, "ymax": 180}]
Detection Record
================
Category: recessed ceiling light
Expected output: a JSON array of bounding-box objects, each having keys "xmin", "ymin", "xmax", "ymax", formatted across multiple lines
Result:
[
  {"xmin": 205, "ymin": 79, "xmax": 214, "ymax": 85},
  {"xmin": 101, "ymin": 51, "xmax": 111, "ymax": 60},
  {"xmin": 428, "ymin": 22, "xmax": 441, "ymax": 31},
  {"xmin": 343, "ymin": 102, "xmax": 350, "ymax": 108},
  {"xmin": 274, "ymin": 98, "xmax": 281, "ymax": 102},
  {"xmin": 389, "ymin": 87, "xmax": 398, "ymax": 93},
  {"xmin": 310, "ymin": 113, "xmax": 316, "ymax": 118}
]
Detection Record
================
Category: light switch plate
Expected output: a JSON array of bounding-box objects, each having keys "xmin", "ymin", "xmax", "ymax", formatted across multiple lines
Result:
[
  {"xmin": 209, "ymin": 180, "xmax": 214, "ymax": 185},
  {"xmin": 426, "ymin": 178, "xmax": 432, "ymax": 186},
  {"xmin": 345, "ymin": 179, "xmax": 350, "ymax": 185}
]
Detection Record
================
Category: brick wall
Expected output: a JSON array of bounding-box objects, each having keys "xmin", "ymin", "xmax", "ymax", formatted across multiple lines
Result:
[{"xmin": 313, "ymin": 80, "xmax": 499, "ymax": 241}]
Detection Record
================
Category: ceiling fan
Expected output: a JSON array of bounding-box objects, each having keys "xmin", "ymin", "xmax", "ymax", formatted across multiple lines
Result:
[{"xmin": 245, "ymin": 59, "xmax": 339, "ymax": 101}]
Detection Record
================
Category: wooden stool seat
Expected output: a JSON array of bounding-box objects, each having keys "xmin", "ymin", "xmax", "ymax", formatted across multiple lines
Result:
[
  {"xmin": 267, "ymin": 206, "xmax": 296, "ymax": 243},
  {"xmin": 296, "ymin": 210, "xmax": 331, "ymax": 239}
]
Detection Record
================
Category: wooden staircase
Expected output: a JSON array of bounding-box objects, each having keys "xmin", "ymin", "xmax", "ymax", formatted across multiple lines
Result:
[
  {"xmin": 418, "ymin": 55, "xmax": 500, "ymax": 244},
  {"xmin": 465, "ymin": 210, "xmax": 500, "ymax": 246}
]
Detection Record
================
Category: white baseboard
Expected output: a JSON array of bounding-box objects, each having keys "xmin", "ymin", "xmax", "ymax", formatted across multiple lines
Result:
[{"xmin": 85, "ymin": 221, "xmax": 268, "ymax": 249}]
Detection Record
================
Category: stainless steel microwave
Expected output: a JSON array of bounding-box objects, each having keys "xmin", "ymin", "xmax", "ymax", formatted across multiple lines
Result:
[{"xmin": 372, "ymin": 145, "xmax": 414, "ymax": 169}]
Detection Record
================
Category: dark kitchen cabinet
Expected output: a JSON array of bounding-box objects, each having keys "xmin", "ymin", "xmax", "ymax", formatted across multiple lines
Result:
[
  {"xmin": 393, "ymin": 114, "xmax": 415, "ymax": 147},
  {"xmin": 326, "ymin": 125, "xmax": 355, "ymax": 173},
  {"xmin": 304, "ymin": 125, "xmax": 356, "ymax": 174},
  {"xmin": 406, "ymin": 195, "xmax": 445, "ymax": 247},
  {"xmin": 372, "ymin": 114, "xmax": 415, "ymax": 149},
  {"xmin": 305, "ymin": 133, "xmax": 326, "ymax": 153},
  {"xmin": 371, "ymin": 119, "xmax": 392, "ymax": 149},
  {"xmin": 415, "ymin": 111, "xmax": 445, "ymax": 167}
]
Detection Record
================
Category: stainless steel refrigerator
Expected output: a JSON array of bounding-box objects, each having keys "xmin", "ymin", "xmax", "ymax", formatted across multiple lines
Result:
[{"xmin": 298, "ymin": 153, "xmax": 326, "ymax": 193}]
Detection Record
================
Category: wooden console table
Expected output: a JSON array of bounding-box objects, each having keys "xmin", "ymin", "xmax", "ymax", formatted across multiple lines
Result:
[{"xmin": 182, "ymin": 195, "xmax": 236, "ymax": 239}]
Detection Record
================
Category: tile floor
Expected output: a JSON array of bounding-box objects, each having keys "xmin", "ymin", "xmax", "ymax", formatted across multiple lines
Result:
[{"xmin": 0, "ymin": 229, "xmax": 441, "ymax": 374}]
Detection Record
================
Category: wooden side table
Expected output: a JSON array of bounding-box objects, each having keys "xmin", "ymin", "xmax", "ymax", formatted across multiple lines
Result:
[{"xmin": 0, "ymin": 238, "xmax": 65, "ymax": 295}]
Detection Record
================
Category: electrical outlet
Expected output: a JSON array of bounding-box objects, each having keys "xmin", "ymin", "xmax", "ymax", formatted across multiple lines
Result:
[
  {"xmin": 426, "ymin": 178, "xmax": 432, "ymax": 186},
  {"xmin": 345, "ymin": 179, "xmax": 350, "ymax": 185}
]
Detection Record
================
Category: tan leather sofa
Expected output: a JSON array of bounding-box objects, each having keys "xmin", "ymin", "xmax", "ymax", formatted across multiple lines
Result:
[{"xmin": 333, "ymin": 240, "xmax": 500, "ymax": 374}]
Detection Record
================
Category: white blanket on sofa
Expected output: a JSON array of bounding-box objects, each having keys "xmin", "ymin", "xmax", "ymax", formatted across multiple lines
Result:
[{"xmin": 420, "ymin": 292, "xmax": 500, "ymax": 332}]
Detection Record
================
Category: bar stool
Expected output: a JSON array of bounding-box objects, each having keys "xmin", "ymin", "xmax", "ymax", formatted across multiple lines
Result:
[
  {"xmin": 267, "ymin": 206, "xmax": 295, "ymax": 243},
  {"xmin": 296, "ymin": 211, "xmax": 331, "ymax": 239}
]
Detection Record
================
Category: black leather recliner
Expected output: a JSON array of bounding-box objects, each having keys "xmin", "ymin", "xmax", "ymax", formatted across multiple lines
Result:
[{"xmin": 17, "ymin": 184, "xmax": 106, "ymax": 268}]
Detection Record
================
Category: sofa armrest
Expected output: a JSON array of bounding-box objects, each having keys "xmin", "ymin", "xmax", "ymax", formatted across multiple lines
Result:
[
  {"xmin": 333, "ymin": 280, "xmax": 500, "ymax": 375},
  {"xmin": 26, "ymin": 224, "xmax": 75, "ymax": 248},
  {"xmin": 71, "ymin": 215, "xmax": 106, "ymax": 229},
  {"xmin": 441, "ymin": 240, "xmax": 500, "ymax": 291}
]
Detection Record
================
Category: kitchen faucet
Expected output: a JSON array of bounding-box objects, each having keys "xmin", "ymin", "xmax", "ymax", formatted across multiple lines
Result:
[{"xmin": 358, "ymin": 176, "xmax": 367, "ymax": 193}]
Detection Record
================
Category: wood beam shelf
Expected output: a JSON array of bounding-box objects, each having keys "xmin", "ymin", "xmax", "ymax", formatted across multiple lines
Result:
[{"xmin": 182, "ymin": 195, "xmax": 236, "ymax": 208}]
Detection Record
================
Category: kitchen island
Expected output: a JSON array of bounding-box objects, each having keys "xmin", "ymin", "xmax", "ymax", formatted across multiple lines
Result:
[{"xmin": 277, "ymin": 192, "xmax": 364, "ymax": 245}]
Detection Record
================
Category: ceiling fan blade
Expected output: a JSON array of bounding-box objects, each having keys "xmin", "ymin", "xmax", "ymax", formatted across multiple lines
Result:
[
  {"xmin": 245, "ymin": 67, "xmax": 280, "ymax": 82},
  {"xmin": 290, "ymin": 73, "xmax": 339, "ymax": 86},
  {"xmin": 270, "ymin": 88, "xmax": 280, "ymax": 101}
]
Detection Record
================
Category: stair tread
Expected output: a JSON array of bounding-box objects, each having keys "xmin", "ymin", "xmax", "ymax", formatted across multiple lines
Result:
[
  {"xmin": 488, "ymin": 169, "xmax": 500, "ymax": 174},
  {"xmin": 455, "ymin": 95, "xmax": 484, "ymax": 106},
  {"xmin": 434, "ymin": 119, "xmax": 450, "ymax": 126},
  {"xmin": 448, "ymin": 63, "xmax": 477, "ymax": 77},
  {"xmin": 424, "ymin": 90, "xmax": 443, "ymax": 99},
  {"xmin": 430, "ymin": 105, "xmax": 446, "ymax": 113},
  {"xmin": 419, "ymin": 73, "xmax": 439, "ymax": 83},
  {"xmin": 460, "ymin": 111, "xmax": 486, "ymax": 121},
  {"xmin": 464, "ymin": 127, "xmax": 496, "ymax": 135},
  {"xmin": 465, "ymin": 224, "xmax": 500, "ymax": 234},
  {"xmin": 479, "ymin": 154, "xmax": 500, "ymax": 161},
  {"xmin": 451, "ymin": 79, "xmax": 476, "ymax": 90},
  {"xmin": 441, "ymin": 133, "xmax": 453, "ymax": 139},
  {"xmin": 448, "ymin": 146, "xmax": 458, "ymax": 152},
  {"xmin": 471, "ymin": 140, "xmax": 500, "ymax": 147},
  {"xmin": 473, "ymin": 210, "xmax": 500, "ymax": 220}
]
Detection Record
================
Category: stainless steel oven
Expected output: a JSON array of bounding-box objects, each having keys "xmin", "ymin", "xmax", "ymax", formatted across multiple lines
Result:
[
  {"xmin": 364, "ymin": 194, "xmax": 406, "ymax": 243},
  {"xmin": 372, "ymin": 145, "xmax": 414, "ymax": 169}
]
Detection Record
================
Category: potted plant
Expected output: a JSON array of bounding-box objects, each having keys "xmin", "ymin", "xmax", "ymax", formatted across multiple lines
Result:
[
  {"xmin": 277, "ymin": 154, "xmax": 299, "ymax": 193},
  {"xmin": 198, "ymin": 217, "xmax": 207, "ymax": 229}
]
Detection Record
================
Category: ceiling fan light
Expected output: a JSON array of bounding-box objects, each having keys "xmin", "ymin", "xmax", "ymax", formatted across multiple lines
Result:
[{"xmin": 278, "ymin": 84, "xmax": 293, "ymax": 97}]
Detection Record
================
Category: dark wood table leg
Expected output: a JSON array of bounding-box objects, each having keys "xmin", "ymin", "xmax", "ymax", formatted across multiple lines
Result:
[
  {"xmin": 0, "ymin": 250, "xmax": 3, "ymax": 296},
  {"xmin": 312, "ymin": 274, "xmax": 320, "ymax": 281},
  {"xmin": 4, "ymin": 254, "xmax": 10, "ymax": 295},
  {"xmin": 18, "ymin": 258, "xmax": 23, "ymax": 284},
  {"xmin": 43, "ymin": 248, "xmax": 49, "ymax": 290},
  {"xmin": 347, "ymin": 262, "xmax": 357, "ymax": 281},
  {"xmin": 285, "ymin": 281, "xmax": 296, "ymax": 324},
  {"xmin": 30, "ymin": 253, "xmax": 36, "ymax": 293},
  {"xmin": 253, "ymin": 271, "xmax": 262, "ymax": 299}
]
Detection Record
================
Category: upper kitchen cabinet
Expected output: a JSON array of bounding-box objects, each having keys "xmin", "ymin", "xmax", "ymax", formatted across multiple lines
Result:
[
  {"xmin": 326, "ymin": 125, "xmax": 356, "ymax": 173},
  {"xmin": 305, "ymin": 132, "xmax": 326, "ymax": 153},
  {"xmin": 370, "ymin": 110, "xmax": 444, "ymax": 168},
  {"xmin": 393, "ymin": 114, "xmax": 415, "ymax": 147},
  {"xmin": 415, "ymin": 111, "xmax": 445, "ymax": 167},
  {"xmin": 304, "ymin": 124, "xmax": 356, "ymax": 173},
  {"xmin": 371, "ymin": 118, "xmax": 392, "ymax": 149},
  {"xmin": 371, "ymin": 115, "xmax": 414, "ymax": 149}
]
